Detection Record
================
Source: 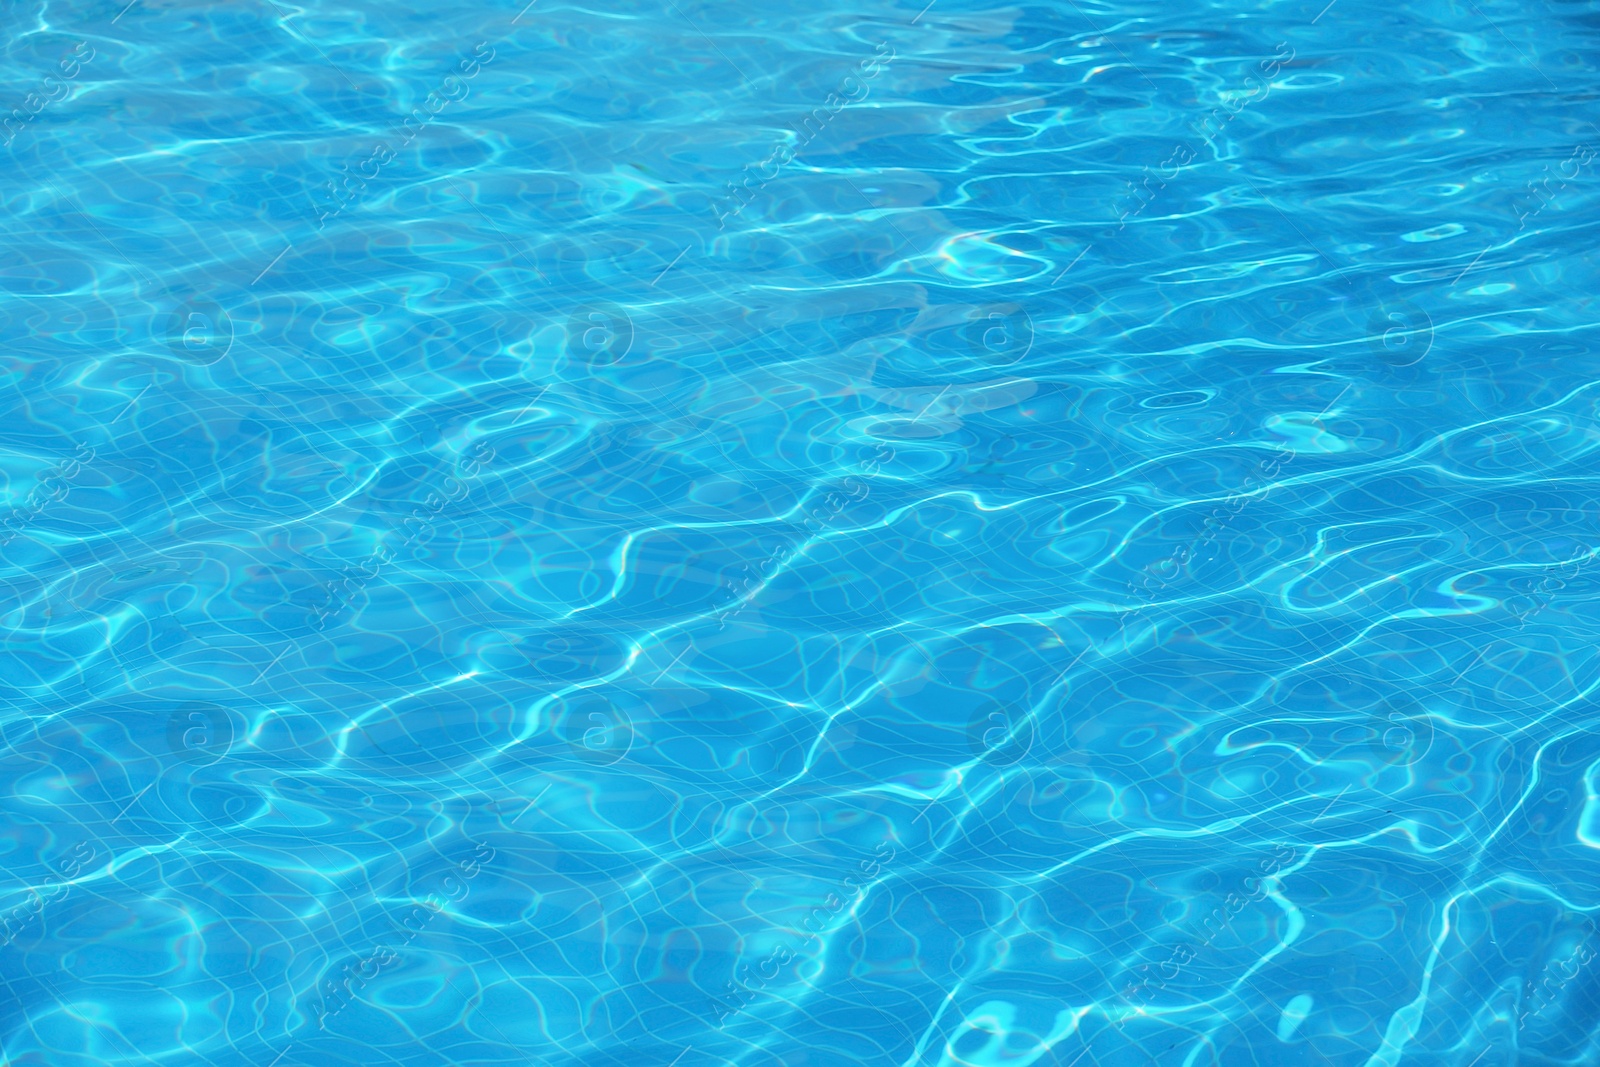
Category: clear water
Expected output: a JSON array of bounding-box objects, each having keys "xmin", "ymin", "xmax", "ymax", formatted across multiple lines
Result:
[{"xmin": 1, "ymin": 0, "xmax": 1598, "ymax": 1064}]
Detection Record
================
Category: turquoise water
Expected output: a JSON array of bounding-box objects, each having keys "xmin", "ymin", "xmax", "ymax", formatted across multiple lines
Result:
[{"xmin": 2, "ymin": 0, "xmax": 1599, "ymax": 1064}]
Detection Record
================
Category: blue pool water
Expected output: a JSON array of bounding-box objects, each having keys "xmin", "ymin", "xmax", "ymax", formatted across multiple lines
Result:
[{"xmin": 2, "ymin": 0, "xmax": 1599, "ymax": 1064}]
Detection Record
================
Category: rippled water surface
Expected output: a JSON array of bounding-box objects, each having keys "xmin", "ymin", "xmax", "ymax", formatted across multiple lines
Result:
[{"xmin": 3, "ymin": 0, "xmax": 1600, "ymax": 1064}]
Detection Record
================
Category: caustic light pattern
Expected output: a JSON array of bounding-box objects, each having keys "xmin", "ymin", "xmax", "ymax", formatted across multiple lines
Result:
[{"xmin": 0, "ymin": 0, "xmax": 1598, "ymax": 1065}]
